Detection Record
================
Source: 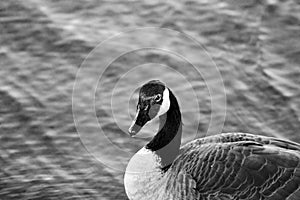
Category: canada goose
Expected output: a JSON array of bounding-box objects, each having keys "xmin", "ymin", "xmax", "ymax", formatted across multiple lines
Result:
[{"xmin": 124, "ymin": 80, "xmax": 300, "ymax": 200}]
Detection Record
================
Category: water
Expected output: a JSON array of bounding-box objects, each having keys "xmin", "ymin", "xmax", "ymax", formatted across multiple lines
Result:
[{"xmin": 1, "ymin": 0, "xmax": 300, "ymax": 199}]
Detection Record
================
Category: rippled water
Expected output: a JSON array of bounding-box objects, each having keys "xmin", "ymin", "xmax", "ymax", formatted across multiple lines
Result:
[{"xmin": 1, "ymin": 0, "xmax": 300, "ymax": 199}]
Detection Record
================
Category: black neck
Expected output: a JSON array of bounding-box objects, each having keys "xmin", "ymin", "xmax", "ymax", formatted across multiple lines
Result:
[{"xmin": 146, "ymin": 89, "xmax": 182, "ymax": 151}]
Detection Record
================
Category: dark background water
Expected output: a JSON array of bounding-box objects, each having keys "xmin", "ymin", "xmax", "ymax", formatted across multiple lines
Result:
[{"xmin": 1, "ymin": 0, "xmax": 300, "ymax": 199}]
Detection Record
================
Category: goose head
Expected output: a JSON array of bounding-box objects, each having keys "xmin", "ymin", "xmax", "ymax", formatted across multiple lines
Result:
[{"xmin": 128, "ymin": 80, "xmax": 170, "ymax": 136}]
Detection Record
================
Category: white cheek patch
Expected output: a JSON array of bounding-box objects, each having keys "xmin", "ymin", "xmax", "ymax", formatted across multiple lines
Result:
[{"xmin": 157, "ymin": 88, "xmax": 170, "ymax": 116}]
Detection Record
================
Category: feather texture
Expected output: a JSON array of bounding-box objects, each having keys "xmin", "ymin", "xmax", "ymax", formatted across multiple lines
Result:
[{"xmin": 165, "ymin": 133, "xmax": 300, "ymax": 200}]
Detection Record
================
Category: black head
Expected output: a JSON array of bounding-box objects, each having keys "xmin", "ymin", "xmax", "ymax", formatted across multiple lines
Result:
[{"xmin": 128, "ymin": 80, "xmax": 170, "ymax": 136}]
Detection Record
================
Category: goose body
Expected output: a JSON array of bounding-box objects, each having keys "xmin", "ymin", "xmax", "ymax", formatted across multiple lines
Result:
[{"xmin": 125, "ymin": 80, "xmax": 300, "ymax": 200}]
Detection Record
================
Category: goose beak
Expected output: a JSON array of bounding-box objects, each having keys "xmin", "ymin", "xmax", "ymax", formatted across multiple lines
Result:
[
  {"xmin": 128, "ymin": 107, "xmax": 150, "ymax": 137},
  {"xmin": 128, "ymin": 123, "xmax": 141, "ymax": 137}
]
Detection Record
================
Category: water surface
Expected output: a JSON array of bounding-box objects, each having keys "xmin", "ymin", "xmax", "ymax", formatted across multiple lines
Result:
[{"xmin": 1, "ymin": 0, "xmax": 300, "ymax": 199}]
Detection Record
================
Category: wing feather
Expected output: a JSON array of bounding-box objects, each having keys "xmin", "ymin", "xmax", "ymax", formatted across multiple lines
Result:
[{"xmin": 169, "ymin": 133, "xmax": 300, "ymax": 200}]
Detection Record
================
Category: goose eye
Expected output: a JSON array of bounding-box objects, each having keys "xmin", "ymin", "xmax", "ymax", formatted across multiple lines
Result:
[{"xmin": 154, "ymin": 94, "xmax": 161, "ymax": 102}]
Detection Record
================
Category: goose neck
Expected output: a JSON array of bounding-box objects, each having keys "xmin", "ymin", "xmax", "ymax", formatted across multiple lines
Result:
[{"xmin": 145, "ymin": 89, "xmax": 182, "ymax": 168}]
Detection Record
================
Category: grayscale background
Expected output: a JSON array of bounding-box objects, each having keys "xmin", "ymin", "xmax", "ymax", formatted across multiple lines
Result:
[{"xmin": 1, "ymin": 0, "xmax": 300, "ymax": 199}]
